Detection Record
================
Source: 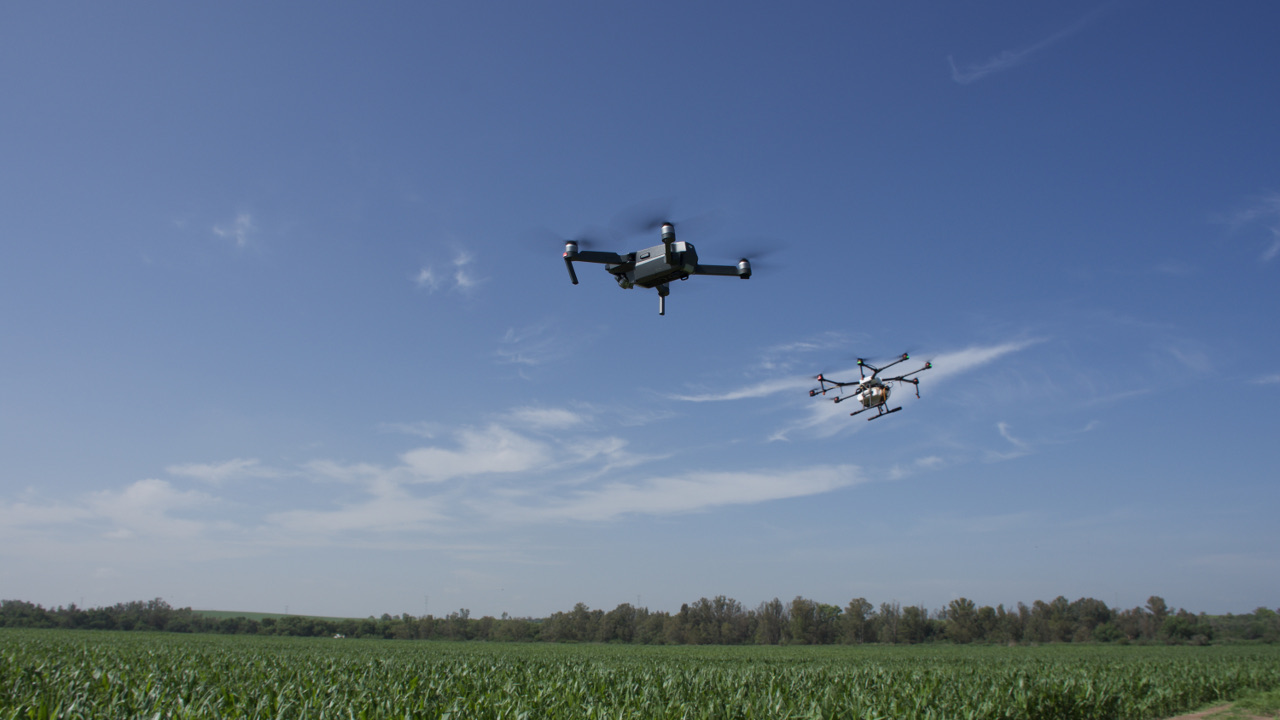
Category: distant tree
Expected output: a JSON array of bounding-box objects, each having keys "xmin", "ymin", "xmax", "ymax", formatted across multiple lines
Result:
[
  {"xmin": 787, "ymin": 597, "xmax": 816, "ymax": 644},
  {"xmin": 754, "ymin": 598, "xmax": 786, "ymax": 645},
  {"xmin": 945, "ymin": 598, "xmax": 978, "ymax": 644},
  {"xmin": 599, "ymin": 603, "xmax": 636, "ymax": 643},
  {"xmin": 1070, "ymin": 597, "xmax": 1112, "ymax": 642},
  {"xmin": 842, "ymin": 598, "xmax": 874, "ymax": 644},
  {"xmin": 1025, "ymin": 600, "xmax": 1051, "ymax": 643},
  {"xmin": 878, "ymin": 602, "xmax": 901, "ymax": 644},
  {"xmin": 900, "ymin": 605, "xmax": 931, "ymax": 644}
]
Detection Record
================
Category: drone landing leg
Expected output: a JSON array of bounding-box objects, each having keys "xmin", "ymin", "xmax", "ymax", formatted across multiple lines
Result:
[
  {"xmin": 657, "ymin": 283, "xmax": 670, "ymax": 316},
  {"xmin": 867, "ymin": 407, "xmax": 902, "ymax": 421}
]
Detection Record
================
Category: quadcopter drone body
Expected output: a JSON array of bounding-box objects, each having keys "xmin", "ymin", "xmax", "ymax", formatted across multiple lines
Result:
[
  {"xmin": 809, "ymin": 353, "xmax": 933, "ymax": 420},
  {"xmin": 562, "ymin": 222, "xmax": 751, "ymax": 315}
]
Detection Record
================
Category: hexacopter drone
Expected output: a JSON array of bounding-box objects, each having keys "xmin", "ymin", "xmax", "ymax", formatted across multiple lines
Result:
[
  {"xmin": 561, "ymin": 221, "xmax": 753, "ymax": 315},
  {"xmin": 809, "ymin": 353, "xmax": 933, "ymax": 420}
]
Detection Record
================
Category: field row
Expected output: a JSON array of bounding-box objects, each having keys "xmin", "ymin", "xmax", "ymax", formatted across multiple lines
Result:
[{"xmin": 3, "ymin": 630, "xmax": 1280, "ymax": 719}]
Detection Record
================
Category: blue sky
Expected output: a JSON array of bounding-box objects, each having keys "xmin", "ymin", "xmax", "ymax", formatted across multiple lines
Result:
[{"xmin": 2, "ymin": 1, "xmax": 1277, "ymax": 619}]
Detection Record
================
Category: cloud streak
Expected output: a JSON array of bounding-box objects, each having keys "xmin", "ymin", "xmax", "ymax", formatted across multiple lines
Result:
[
  {"xmin": 415, "ymin": 251, "xmax": 483, "ymax": 292},
  {"xmin": 949, "ymin": 6, "xmax": 1108, "ymax": 84},
  {"xmin": 1226, "ymin": 192, "xmax": 1280, "ymax": 263},
  {"xmin": 213, "ymin": 213, "xmax": 255, "ymax": 247},
  {"xmin": 166, "ymin": 458, "xmax": 281, "ymax": 485},
  {"xmin": 669, "ymin": 376, "xmax": 813, "ymax": 403},
  {"xmin": 513, "ymin": 464, "xmax": 864, "ymax": 522}
]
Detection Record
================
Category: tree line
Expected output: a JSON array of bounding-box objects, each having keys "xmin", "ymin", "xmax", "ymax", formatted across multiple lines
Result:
[{"xmin": 3, "ymin": 596, "xmax": 1277, "ymax": 645}]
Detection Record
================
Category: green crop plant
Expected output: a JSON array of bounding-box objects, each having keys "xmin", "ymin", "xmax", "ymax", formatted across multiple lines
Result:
[{"xmin": 2, "ymin": 630, "xmax": 1279, "ymax": 719}]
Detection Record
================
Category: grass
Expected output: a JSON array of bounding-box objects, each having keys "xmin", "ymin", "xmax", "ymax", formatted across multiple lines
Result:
[
  {"xmin": 1207, "ymin": 689, "xmax": 1280, "ymax": 719},
  {"xmin": 193, "ymin": 609, "xmax": 355, "ymax": 622},
  {"xmin": 3, "ymin": 629, "xmax": 1280, "ymax": 719}
]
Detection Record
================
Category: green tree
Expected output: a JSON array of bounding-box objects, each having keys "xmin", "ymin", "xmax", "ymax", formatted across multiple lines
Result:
[
  {"xmin": 945, "ymin": 598, "xmax": 978, "ymax": 644},
  {"xmin": 754, "ymin": 598, "xmax": 785, "ymax": 645},
  {"xmin": 842, "ymin": 598, "xmax": 874, "ymax": 644},
  {"xmin": 900, "ymin": 605, "xmax": 930, "ymax": 644},
  {"xmin": 877, "ymin": 601, "xmax": 901, "ymax": 644}
]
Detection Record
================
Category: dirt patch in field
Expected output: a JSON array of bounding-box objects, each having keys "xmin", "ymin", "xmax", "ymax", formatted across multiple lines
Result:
[{"xmin": 1163, "ymin": 705, "xmax": 1275, "ymax": 720}]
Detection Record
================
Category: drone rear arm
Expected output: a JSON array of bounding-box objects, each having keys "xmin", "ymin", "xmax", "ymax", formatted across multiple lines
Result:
[
  {"xmin": 572, "ymin": 250, "xmax": 631, "ymax": 265},
  {"xmin": 809, "ymin": 374, "xmax": 859, "ymax": 399},
  {"xmin": 693, "ymin": 260, "xmax": 751, "ymax": 279},
  {"xmin": 563, "ymin": 248, "xmax": 633, "ymax": 285}
]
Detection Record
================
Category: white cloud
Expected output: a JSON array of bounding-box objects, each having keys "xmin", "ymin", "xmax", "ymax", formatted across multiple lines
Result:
[
  {"xmin": 949, "ymin": 7, "xmax": 1106, "ymax": 85},
  {"xmin": 377, "ymin": 421, "xmax": 441, "ymax": 438},
  {"xmin": 415, "ymin": 251, "xmax": 483, "ymax": 293},
  {"xmin": 213, "ymin": 213, "xmax": 255, "ymax": 247},
  {"xmin": 1264, "ymin": 235, "xmax": 1280, "ymax": 263},
  {"xmin": 267, "ymin": 477, "xmax": 443, "ymax": 536},
  {"xmin": 507, "ymin": 406, "xmax": 586, "ymax": 430},
  {"xmin": 926, "ymin": 339, "xmax": 1042, "ymax": 384},
  {"xmin": 401, "ymin": 424, "xmax": 551, "ymax": 483},
  {"xmin": 166, "ymin": 458, "xmax": 279, "ymax": 485},
  {"xmin": 414, "ymin": 267, "xmax": 439, "ymax": 291},
  {"xmin": 669, "ymin": 376, "xmax": 813, "ymax": 403},
  {"xmin": 986, "ymin": 422, "xmax": 1031, "ymax": 462},
  {"xmin": 1255, "ymin": 374, "xmax": 1280, "ymax": 385},
  {"xmin": 89, "ymin": 479, "xmax": 213, "ymax": 539},
  {"xmin": 680, "ymin": 340, "xmax": 1037, "ymax": 407},
  {"xmin": 452, "ymin": 251, "xmax": 479, "ymax": 289},
  {"xmin": 1225, "ymin": 192, "xmax": 1280, "ymax": 263},
  {"xmin": 888, "ymin": 456, "xmax": 946, "ymax": 481},
  {"xmin": 495, "ymin": 322, "xmax": 572, "ymax": 368},
  {"xmin": 0, "ymin": 500, "xmax": 92, "ymax": 532},
  {"xmin": 304, "ymin": 459, "xmax": 395, "ymax": 484},
  {"xmin": 519, "ymin": 464, "xmax": 863, "ymax": 522},
  {"xmin": 1166, "ymin": 345, "xmax": 1212, "ymax": 373}
]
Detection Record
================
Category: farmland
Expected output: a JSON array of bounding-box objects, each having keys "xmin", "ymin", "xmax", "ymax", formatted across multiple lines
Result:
[{"xmin": 3, "ymin": 629, "xmax": 1279, "ymax": 719}]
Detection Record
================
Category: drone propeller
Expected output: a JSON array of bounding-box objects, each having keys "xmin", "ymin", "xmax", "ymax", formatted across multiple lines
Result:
[
  {"xmin": 611, "ymin": 198, "xmax": 676, "ymax": 235},
  {"xmin": 611, "ymin": 200, "xmax": 727, "ymax": 239},
  {"xmin": 531, "ymin": 225, "xmax": 610, "ymax": 251}
]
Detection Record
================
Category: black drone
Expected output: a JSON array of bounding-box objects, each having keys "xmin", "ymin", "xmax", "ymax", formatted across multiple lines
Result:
[
  {"xmin": 562, "ymin": 221, "xmax": 752, "ymax": 315},
  {"xmin": 809, "ymin": 353, "xmax": 933, "ymax": 420}
]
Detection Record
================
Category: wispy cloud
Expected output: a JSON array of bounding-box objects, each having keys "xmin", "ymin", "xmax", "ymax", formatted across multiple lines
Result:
[
  {"xmin": 495, "ymin": 321, "xmax": 574, "ymax": 368},
  {"xmin": 452, "ymin": 251, "xmax": 479, "ymax": 289},
  {"xmin": 413, "ymin": 266, "xmax": 440, "ymax": 291},
  {"xmin": 1166, "ymin": 345, "xmax": 1212, "ymax": 373},
  {"xmin": 1255, "ymin": 374, "xmax": 1280, "ymax": 385},
  {"xmin": 415, "ymin": 251, "xmax": 483, "ymax": 292},
  {"xmin": 887, "ymin": 456, "xmax": 946, "ymax": 481},
  {"xmin": 401, "ymin": 424, "xmax": 551, "ymax": 483},
  {"xmin": 669, "ymin": 376, "xmax": 813, "ymax": 403},
  {"xmin": 511, "ymin": 464, "xmax": 864, "ymax": 523},
  {"xmin": 89, "ymin": 479, "xmax": 214, "ymax": 540},
  {"xmin": 754, "ymin": 332, "xmax": 851, "ymax": 373},
  {"xmin": 949, "ymin": 6, "xmax": 1108, "ymax": 85},
  {"xmin": 679, "ymin": 339, "xmax": 1039, "ymax": 441},
  {"xmin": 927, "ymin": 339, "xmax": 1043, "ymax": 384},
  {"xmin": 377, "ymin": 421, "xmax": 441, "ymax": 438},
  {"xmin": 507, "ymin": 406, "xmax": 587, "ymax": 430},
  {"xmin": 266, "ymin": 477, "xmax": 444, "ymax": 536},
  {"xmin": 986, "ymin": 422, "xmax": 1032, "ymax": 462},
  {"xmin": 1225, "ymin": 192, "xmax": 1280, "ymax": 263},
  {"xmin": 166, "ymin": 458, "xmax": 281, "ymax": 485},
  {"xmin": 213, "ymin": 213, "xmax": 255, "ymax": 247}
]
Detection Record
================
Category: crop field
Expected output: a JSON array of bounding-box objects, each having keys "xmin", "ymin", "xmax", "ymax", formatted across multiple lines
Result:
[{"xmin": 3, "ymin": 630, "xmax": 1279, "ymax": 720}]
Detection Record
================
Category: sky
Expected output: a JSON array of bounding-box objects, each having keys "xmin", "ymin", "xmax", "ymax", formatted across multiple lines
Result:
[{"xmin": 2, "ymin": 1, "xmax": 1278, "ymax": 620}]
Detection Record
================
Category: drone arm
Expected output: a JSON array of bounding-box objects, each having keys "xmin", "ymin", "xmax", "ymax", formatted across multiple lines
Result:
[
  {"xmin": 877, "ymin": 354, "xmax": 912, "ymax": 374},
  {"xmin": 694, "ymin": 261, "xmax": 751, "ymax": 279},
  {"xmin": 809, "ymin": 375, "xmax": 857, "ymax": 398},
  {"xmin": 573, "ymin": 250, "xmax": 630, "ymax": 265},
  {"xmin": 886, "ymin": 361, "xmax": 932, "ymax": 384},
  {"xmin": 563, "ymin": 256, "xmax": 579, "ymax": 285}
]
